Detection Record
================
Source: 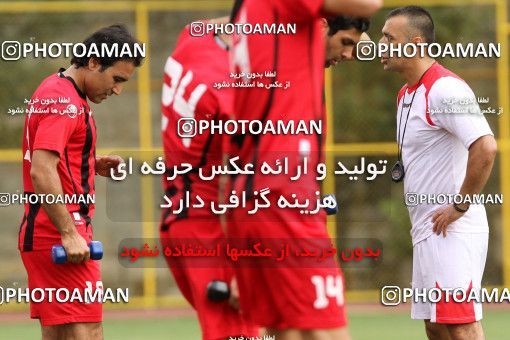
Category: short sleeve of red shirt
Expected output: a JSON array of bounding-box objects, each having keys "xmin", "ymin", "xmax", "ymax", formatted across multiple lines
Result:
[
  {"xmin": 32, "ymin": 105, "xmax": 80, "ymax": 157},
  {"xmin": 271, "ymin": 0, "xmax": 324, "ymax": 22}
]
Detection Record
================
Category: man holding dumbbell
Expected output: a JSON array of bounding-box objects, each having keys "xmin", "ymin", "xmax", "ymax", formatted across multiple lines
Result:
[{"xmin": 18, "ymin": 25, "xmax": 143, "ymax": 339}]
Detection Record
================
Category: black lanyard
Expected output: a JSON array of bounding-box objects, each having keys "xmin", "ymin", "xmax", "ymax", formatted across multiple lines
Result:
[
  {"xmin": 396, "ymin": 88, "xmax": 419, "ymax": 163},
  {"xmin": 392, "ymin": 66, "xmax": 432, "ymax": 182}
]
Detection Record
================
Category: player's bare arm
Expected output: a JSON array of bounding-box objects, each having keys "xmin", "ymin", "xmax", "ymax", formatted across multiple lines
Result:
[
  {"xmin": 228, "ymin": 276, "xmax": 240, "ymax": 310},
  {"xmin": 30, "ymin": 149, "xmax": 90, "ymax": 263},
  {"xmin": 432, "ymin": 135, "xmax": 497, "ymax": 236},
  {"xmin": 95, "ymin": 154, "xmax": 124, "ymax": 177},
  {"xmin": 323, "ymin": 0, "xmax": 383, "ymax": 17}
]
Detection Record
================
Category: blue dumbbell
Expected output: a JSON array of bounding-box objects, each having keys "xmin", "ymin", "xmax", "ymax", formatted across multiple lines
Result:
[
  {"xmin": 52, "ymin": 241, "xmax": 103, "ymax": 264},
  {"xmin": 322, "ymin": 194, "xmax": 338, "ymax": 215}
]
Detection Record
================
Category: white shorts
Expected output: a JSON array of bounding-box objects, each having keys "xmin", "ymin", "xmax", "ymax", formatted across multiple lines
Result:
[{"xmin": 411, "ymin": 231, "xmax": 488, "ymax": 324}]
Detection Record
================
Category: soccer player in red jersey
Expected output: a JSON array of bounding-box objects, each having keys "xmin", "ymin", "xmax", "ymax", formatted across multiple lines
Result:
[
  {"xmin": 159, "ymin": 17, "xmax": 258, "ymax": 340},
  {"xmin": 19, "ymin": 25, "xmax": 143, "ymax": 339},
  {"xmin": 228, "ymin": 1, "xmax": 381, "ymax": 339},
  {"xmin": 322, "ymin": 16, "xmax": 371, "ymax": 67}
]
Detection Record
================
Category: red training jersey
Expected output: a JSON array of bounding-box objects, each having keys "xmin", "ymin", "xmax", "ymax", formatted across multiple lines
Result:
[
  {"xmin": 19, "ymin": 69, "xmax": 96, "ymax": 251},
  {"xmin": 161, "ymin": 23, "xmax": 232, "ymax": 228}
]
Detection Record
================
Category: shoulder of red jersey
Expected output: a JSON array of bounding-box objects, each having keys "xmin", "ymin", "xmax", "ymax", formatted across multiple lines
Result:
[
  {"xmin": 175, "ymin": 19, "xmax": 213, "ymax": 49},
  {"xmin": 28, "ymin": 72, "xmax": 89, "ymax": 125},
  {"xmin": 167, "ymin": 23, "xmax": 230, "ymax": 93},
  {"xmin": 175, "ymin": 24, "xmax": 193, "ymax": 47},
  {"xmin": 172, "ymin": 21, "xmax": 229, "ymax": 65},
  {"xmin": 33, "ymin": 72, "xmax": 87, "ymax": 108}
]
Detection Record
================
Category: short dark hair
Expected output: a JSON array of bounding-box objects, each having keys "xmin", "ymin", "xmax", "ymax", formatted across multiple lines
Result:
[
  {"xmin": 326, "ymin": 16, "xmax": 370, "ymax": 36},
  {"xmin": 386, "ymin": 6, "xmax": 435, "ymax": 43},
  {"xmin": 71, "ymin": 24, "xmax": 144, "ymax": 70}
]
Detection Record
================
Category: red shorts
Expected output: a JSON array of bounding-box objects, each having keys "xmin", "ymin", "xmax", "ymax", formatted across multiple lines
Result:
[
  {"xmin": 20, "ymin": 250, "xmax": 102, "ymax": 326},
  {"xmin": 160, "ymin": 218, "xmax": 258, "ymax": 340},
  {"xmin": 228, "ymin": 204, "xmax": 348, "ymax": 330}
]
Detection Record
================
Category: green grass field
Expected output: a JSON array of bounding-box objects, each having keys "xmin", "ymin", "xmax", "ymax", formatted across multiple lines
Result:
[{"xmin": 1, "ymin": 309, "xmax": 508, "ymax": 339}]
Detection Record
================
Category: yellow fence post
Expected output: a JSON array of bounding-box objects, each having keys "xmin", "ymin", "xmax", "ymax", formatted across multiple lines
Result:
[
  {"xmin": 135, "ymin": 0, "xmax": 157, "ymax": 308},
  {"xmin": 496, "ymin": 0, "xmax": 510, "ymax": 287}
]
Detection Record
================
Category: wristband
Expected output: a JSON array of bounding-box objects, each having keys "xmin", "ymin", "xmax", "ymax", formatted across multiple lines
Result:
[{"xmin": 453, "ymin": 202, "xmax": 469, "ymax": 213}]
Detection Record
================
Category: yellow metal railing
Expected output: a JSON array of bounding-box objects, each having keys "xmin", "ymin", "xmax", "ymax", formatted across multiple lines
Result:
[
  {"xmin": 135, "ymin": 1, "xmax": 157, "ymax": 308},
  {"xmin": 0, "ymin": 0, "xmax": 508, "ymax": 309},
  {"xmin": 495, "ymin": 0, "xmax": 510, "ymax": 287}
]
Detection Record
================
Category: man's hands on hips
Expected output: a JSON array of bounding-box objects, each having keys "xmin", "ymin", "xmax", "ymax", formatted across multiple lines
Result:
[
  {"xmin": 95, "ymin": 155, "xmax": 124, "ymax": 177},
  {"xmin": 432, "ymin": 205, "xmax": 465, "ymax": 237},
  {"xmin": 432, "ymin": 135, "xmax": 497, "ymax": 238},
  {"xmin": 61, "ymin": 230, "xmax": 90, "ymax": 263}
]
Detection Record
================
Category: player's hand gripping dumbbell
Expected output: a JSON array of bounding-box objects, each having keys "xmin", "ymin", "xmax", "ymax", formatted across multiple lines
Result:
[{"xmin": 52, "ymin": 240, "xmax": 103, "ymax": 264}]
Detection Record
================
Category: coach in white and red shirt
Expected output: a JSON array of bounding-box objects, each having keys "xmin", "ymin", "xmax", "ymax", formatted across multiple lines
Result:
[{"xmin": 380, "ymin": 6, "xmax": 497, "ymax": 340}]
